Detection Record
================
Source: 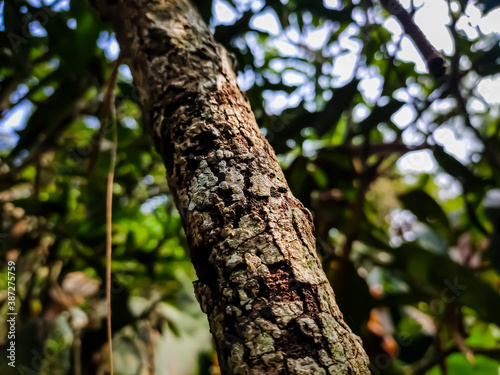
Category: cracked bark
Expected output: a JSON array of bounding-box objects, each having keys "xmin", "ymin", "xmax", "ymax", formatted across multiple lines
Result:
[{"xmin": 92, "ymin": 0, "xmax": 371, "ymax": 373}]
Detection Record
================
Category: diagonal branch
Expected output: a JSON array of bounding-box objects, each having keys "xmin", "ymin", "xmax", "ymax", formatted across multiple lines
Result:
[
  {"xmin": 379, "ymin": 0, "xmax": 446, "ymax": 78},
  {"xmin": 91, "ymin": 0, "xmax": 371, "ymax": 373}
]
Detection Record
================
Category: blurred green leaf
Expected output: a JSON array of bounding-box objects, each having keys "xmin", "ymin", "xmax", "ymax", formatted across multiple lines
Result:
[{"xmin": 399, "ymin": 189, "xmax": 451, "ymax": 239}]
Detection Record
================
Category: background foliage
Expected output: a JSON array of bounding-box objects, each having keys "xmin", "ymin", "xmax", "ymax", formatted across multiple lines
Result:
[{"xmin": 1, "ymin": 0, "xmax": 500, "ymax": 374}]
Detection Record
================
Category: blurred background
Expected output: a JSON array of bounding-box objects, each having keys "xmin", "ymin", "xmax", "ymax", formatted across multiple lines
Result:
[{"xmin": 1, "ymin": 0, "xmax": 500, "ymax": 374}]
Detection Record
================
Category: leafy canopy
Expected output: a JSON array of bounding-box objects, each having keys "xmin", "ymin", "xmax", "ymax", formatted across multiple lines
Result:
[{"xmin": 1, "ymin": 0, "xmax": 500, "ymax": 374}]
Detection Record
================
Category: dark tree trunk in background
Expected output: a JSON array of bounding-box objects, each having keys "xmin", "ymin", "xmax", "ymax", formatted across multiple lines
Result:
[{"xmin": 93, "ymin": 0, "xmax": 370, "ymax": 373}]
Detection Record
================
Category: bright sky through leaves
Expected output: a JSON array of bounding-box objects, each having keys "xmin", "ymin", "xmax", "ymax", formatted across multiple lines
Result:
[{"xmin": 1, "ymin": 0, "xmax": 499, "ymax": 176}]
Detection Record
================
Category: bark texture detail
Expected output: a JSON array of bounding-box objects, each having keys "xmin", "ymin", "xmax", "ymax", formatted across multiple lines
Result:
[{"xmin": 93, "ymin": 1, "xmax": 371, "ymax": 373}]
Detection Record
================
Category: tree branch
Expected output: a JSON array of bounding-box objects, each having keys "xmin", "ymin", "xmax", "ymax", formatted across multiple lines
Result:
[
  {"xmin": 91, "ymin": 0, "xmax": 371, "ymax": 373},
  {"xmin": 379, "ymin": 0, "xmax": 446, "ymax": 78}
]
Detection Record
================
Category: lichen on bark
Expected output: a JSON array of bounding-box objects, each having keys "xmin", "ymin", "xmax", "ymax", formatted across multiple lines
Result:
[{"xmin": 93, "ymin": 0, "xmax": 371, "ymax": 373}]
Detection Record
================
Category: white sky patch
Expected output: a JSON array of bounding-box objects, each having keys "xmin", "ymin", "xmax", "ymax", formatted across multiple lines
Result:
[
  {"xmin": 213, "ymin": 0, "xmax": 238, "ymax": 25},
  {"xmin": 461, "ymin": 2, "xmax": 500, "ymax": 37},
  {"xmin": 378, "ymin": 123, "xmax": 397, "ymax": 142},
  {"xmin": 479, "ymin": 8, "xmax": 500, "ymax": 34},
  {"xmin": 434, "ymin": 172, "xmax": 463, "ymax": 200},
  {"xmin": 108, "ymin": 40, "xmax": 120, "ymax": 60},
  {"xmin": 352, "ymin": 8, "xmax": 367, "ymax": 26},
  {"xmin": 269, "ymin": 59, "xmax": 285, "ymax": 71},
  {"xmin": 119, "ymin": 65, "xmax": 133, "ymax": 83},
  {"xmin": 264, "ymin": 70, "xmax": 280, "ymax": 84},
  {"xmin": 273, "ymin": 39, "xmax": 300, "ymax": 57},
  {"xmin": 433, "ymin": 127, "xmax": 468, "ymax": 161},
  {"xmin": 413, "ymin": 0, "xmax": 454, "ymax": 55},
  {"xmin": 249, "ymin": 0, "xmax": 265, "ymax": 13},
  {"xmin": 233, "ymin": 0, "xmax": 265, "ymax": 13},
  {"xmin": 318, "ymin": 75, "xmax": 329, "ymax": 88},
  {"xmin": 323, "ymin": 89, "xmax": 333, "ymax": 101},
  {"xmin": 0, "ymin": 3, "xmax": 4, "ymax": 32},
  {"xmin": 29, "ymin": 21, "xmax": 47, "ymax": 37},
  {"xmin": 26, "ymin": 0, "xmax": 42, "ymax": 6},
  {"xmin": 282, "ymin": 70, "xmax": 307, "ymax": 86},
  {"xmin": 393, "ymin": 88, "xmax": 411, "ymax": 102},
  {"xmin": 262, "ymin": 90, "xmax": 301, "ymax": 114},
  {"xmin": 285, "ymin": 27, "xmax": 300, "ymax": 43},
  {"xmin": 330, "ymin": 31, "xmax": 362, "ymax": 84},
  {"xmin": 304, "ymin": 27, "xmax": 330, "ymax": 50},
  {"xmin": 359, "ymin": 76, "xmax": 383, "ymax": 105},
  {"xmin": 245, "ymin": 32, "xmax": 265, "ymax": 66},
  {"xmin": 140, "ymin": 195, "xmax": 169, "ymax": 214},
  {"xmin": 399, "ymin": 0, "xmax": 415, "ymax": 8},
  {"xmin": 476, "ymin": 75, "xmax": 500, "ymax": 105},
  {"xmin": 122, "ymin": 117, "xmax": 138, "ymax": 129},
  {"xmin": 456, "ymin": 6, "xmax": 480, "ymax": 39},
  {"xmin": 43, "ymin": 86, "xmax": 54, "ymax": 97},
  {"xmin": 237, "ymin": 68, "xmax": 256, "ymax": 91},
  {"xmin": 0, "ymin": 100, "xmax": 34, "ymax": 131},
  {"xmin": 67, "ymin": 18, "xmax": 77, "ymax": 30},
  {"xmin": 484, "ymin": 189, "xmax": 500, "ymax": 208},
  {"xmin": 467, "ymin": 97, "xmax": 487, "ymax": 113},
  {"xmin": 398, "ymin": 150, "xmax": 437, "ymax": 173},
  {"xmin": 332, "ymin": 52, "xmax": 358, "ymax": 84},
  {"xmin": 383, "ymin": 17, "xmax": 403, "ymax": 36},
  {"xmin": 392, "ymin": 105, "xmax": 416, "ymax": 128},
  {"xmin": 401, "ymin": 125, "xmax": 426, "ymax": 146},
  {"xmin": 430, "ymin": 98, "xmax": 456, "ymax": 114},
  {"xmin": 377, "ymin": 96, "xmax": 390, "ymax": 106},
  {"xmin": 383, "ymin": 18, "xmax": 426, "ymax": 73},
  {"xmin": 389, "ymin": 208, "xmax": 417, "ymax": 247},
  {"xmin": 339, "ymin": 24, "xmax": 361, "ymax": 48},
  {"xmin": 83, "ymin": 116, "xmax": 100, "ymax": 129},
  {"xmin": 407, "ymin": 82, "xmax": 427, "ymax": 100},
  {"xmin": 97, "ymin": 31, "xmax": 120, "ymax": 60},
  {"xmin": 329, "ymin": 26, "xmax": 362, "ymax": 84},
  {"xmin": 250, "ymin": 9, "xmax": 280, "ymax": 36},
  {"xmin": 0, "ymin": 100, "xmax": 35, "ymax": 149},
  {"xmin": 323, "ymin": 0, "xmax": 342, "ymax": 10},
  {"xmin": 302, "ymin": 139, "xmax": 320, "ymax": 157},
  {"xmin": 397, "ymin": 36, "xmax": 428, "ymax": 73},
  {"xmin": 433, "ymin": 121, "xmax": 484, "ymax": 163},
  {"xmin": 353, "ymin": 103, "xmax": 369, "ymax": 122},
  {"xmin": 143, "ymin": 174, "xmax": 155, "ymax": 185},
  {"xmin": 10, "ymin": 84, "xmax": 29, "ymax": 104},
  {"xmin": 52, "ymin": 0, "xmax": 70, "ymax": 11}
]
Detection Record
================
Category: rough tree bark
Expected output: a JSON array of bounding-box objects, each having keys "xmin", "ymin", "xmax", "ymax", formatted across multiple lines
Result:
[{"xmin": 93, "ymin": 0, "xmax": 371, "ymax": 373}]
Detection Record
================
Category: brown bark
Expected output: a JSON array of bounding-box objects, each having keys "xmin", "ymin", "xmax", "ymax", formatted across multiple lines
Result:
[{"xmin": 93, "ymin": 0, "xmax": 370, "ymax": 373}]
